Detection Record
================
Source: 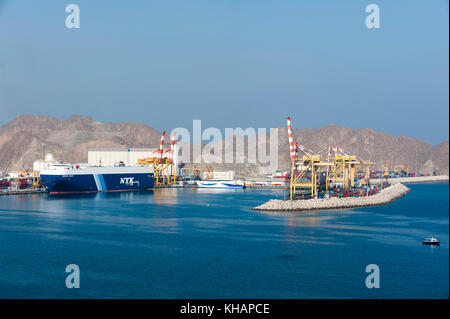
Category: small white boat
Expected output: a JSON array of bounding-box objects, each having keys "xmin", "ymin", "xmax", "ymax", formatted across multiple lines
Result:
[
  {"xmin": 422, "ymin": 237, "xmax": 440, "ymax": 245},
  {"xmin": 171, "ymin": 181, "xmax": 184, "ymax": 188},
  {"xmin": 196, "ymin": 180, "xmax": 245, "ymax": 189}
]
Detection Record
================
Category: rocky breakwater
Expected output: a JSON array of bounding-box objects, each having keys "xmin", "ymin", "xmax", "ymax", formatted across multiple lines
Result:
[{"xmin": 252, "ymin": 183, "xmax": 411, "ymax": 212}]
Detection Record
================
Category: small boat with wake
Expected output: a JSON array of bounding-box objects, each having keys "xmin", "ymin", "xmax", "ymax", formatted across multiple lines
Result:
[{"xmin": 422, "ymin": 237, "xmax": 440, "ymax": 245}]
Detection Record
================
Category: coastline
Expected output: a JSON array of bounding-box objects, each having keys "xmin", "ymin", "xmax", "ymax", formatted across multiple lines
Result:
[
  {"xmin": 252, "ymin": 183, "xmax": 411, "ymax": 212},
  {"xmin": 369, "ymin": 175, "xmax": 449, "ymax": 184}
]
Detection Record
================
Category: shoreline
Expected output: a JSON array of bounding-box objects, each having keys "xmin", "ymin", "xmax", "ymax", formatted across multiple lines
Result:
[
  {"xmin": 252, "ymin": 183, "xmax": 411, "ymax": 212},
  {"xmin": 0, "ymin": 188, "xmax": 47, "ymax": 196},
  {"xmin": 369, "ymin": 175, "xmax": 448, "ymax": 184}
]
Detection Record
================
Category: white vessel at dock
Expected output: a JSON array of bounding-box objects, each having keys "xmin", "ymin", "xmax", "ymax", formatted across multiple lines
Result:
[{"xmin": 196, "ymin": 180, "xmax": 245, "ymax": 189}]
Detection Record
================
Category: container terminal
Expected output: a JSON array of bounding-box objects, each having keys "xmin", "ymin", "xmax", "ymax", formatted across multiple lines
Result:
[
  {"xmin": 253, "ymin": 117, "xmax": 448, "ymax": 211},
  {"xmin": 1, "ymin": 117, "xmax": 448, "ymax": 197}
]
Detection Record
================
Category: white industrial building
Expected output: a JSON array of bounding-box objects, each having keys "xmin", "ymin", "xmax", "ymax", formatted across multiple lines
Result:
[
  {"xmin": 211, "ymin": 171, "xmax": 235, "ymax": 180},
  {"xmin": 87, "ymin": 146, "xmax": 180, "ymax": 174},
  {"xmin": 33, "ymin": 154, "xmax": 57, "ymax": 171}
]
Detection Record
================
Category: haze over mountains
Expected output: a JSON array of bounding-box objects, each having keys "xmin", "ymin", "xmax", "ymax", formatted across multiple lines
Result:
[{"xmin": 0, "ymin": 115, "xmax": 448, "ymax": 176}]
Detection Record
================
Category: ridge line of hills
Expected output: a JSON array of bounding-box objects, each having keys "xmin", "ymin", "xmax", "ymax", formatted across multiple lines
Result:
[{"xmin": 0, "ymin": 114, "xmax": 448, "ymax": 176}]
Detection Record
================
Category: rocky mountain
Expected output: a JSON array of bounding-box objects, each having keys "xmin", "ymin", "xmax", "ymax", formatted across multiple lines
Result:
[
  {"xmin": 0, "ymin": 115, "xmax": 162, "ymax": 172},
  {"xmin": 276, "ymin": 125, "xmax": 448, "ymax": 175},
  {"xmin": 428, "ymin": 140, "xmax": 449, "ymax": 175},
  {"xmin": 0, "ymin": 115, "xmax": 448, "ymax": 176}
]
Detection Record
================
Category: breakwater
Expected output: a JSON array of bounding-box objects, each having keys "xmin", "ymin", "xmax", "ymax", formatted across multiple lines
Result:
[
  {"xmin": 0, "ymin": 188, "xmax": 47, "ymax": 195},
  {"xmin": 252, "ymin": 183, "xmax": 410, "ymax": 212}
]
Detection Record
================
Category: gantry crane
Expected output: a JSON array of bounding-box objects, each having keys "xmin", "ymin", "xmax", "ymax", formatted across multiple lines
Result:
[
  {"xmin": 383, "ymin": 160, "xmax": 389, "ymax": 180},
  {"xmin": 1, "ymin": 161, "xmax": 11, "ymax": 178},
  {"xmin": 325, "ymin": 146, "xmax": 375, "ymax": 189},
  {"xmin": 137, "ymin": 131, "xmax": 177, "ymax": 186},
  {"xmin": 393, "ymin": 164, "xmax": 409, "ymax": 175},
  {"xmin": 286, "ymin": 117, "xmax": 377, "ymax": 198},
  {"xmin": 358, "ymin": 159, "xmax": 376, "ymax": 186},
  {"xmin": 287, "ymin": 117, "xmax": 326, "ymax": 200},
  {"xmin": 324, "ymin": 146, "xmax": 356, "ymax": 189},
  {"xmin": 31, "ymin": 171, "xmax": 41, "ymax": 189},
  {"xmin": 325, "ymin": 146, "xmax": 345, "ymax": 190}
]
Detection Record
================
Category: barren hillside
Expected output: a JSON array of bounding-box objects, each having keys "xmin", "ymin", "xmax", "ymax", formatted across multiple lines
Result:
[{"xmin": 0, "ymin": 115, "xmax": 448, "ymax": 176}]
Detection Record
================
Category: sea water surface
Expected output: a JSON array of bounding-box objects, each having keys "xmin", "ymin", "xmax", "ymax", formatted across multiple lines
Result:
[{"xmin": 0, "ymin": 183, "xmax": 448, "ymax": 298}]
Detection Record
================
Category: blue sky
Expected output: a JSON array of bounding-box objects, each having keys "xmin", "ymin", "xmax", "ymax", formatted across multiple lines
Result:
[{"xmin": 0, "ymin": 0, "xmax": 448, "ymax": 144}]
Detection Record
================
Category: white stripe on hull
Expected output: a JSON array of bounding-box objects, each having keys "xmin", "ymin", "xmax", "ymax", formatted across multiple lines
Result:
[{"xmin": 93, "ymin": 174, "xmax": 102, "ymax": 191}]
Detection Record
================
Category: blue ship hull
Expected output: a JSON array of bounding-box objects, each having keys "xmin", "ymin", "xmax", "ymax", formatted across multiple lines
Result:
[{"xmin": 41, "ymin": 173, "xmax": 154, "ymax": 194}]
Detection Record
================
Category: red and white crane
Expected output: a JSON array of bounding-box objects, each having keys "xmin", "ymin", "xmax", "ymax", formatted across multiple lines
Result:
[
  {"xmin": 286, "ymin": 117, "xmax": 319, "ymax": 159},
  {"xmin": 158, "ymin": 131, "xmax": 166, "ymax": 163},
  {"xmin": 287, "ymin": 117, "xmax": 297, "ymax": 162},
  {"xmin": 167, "ymin": 131, "xmax": 176, "ymax": 164}
]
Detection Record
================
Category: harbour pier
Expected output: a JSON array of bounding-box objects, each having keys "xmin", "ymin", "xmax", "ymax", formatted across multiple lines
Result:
[
  {"xmin": 0, "ymin": 188, "xmax": 47, "ymax": 195},
  {"xmin": 252, "ymin": 182, "xmax": 410, "ymax": 212},
  {"xmin": 370, "ymin": 175, "xmax": 449, "ymax": 184}
]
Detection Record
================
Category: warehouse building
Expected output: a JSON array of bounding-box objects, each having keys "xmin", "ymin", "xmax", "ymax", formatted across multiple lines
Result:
[{"xmin": 88, "ymin": 146, "xmax": 180, "ymax": 174}]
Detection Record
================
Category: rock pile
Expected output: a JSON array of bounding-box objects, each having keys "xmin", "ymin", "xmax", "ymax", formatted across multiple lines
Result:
[{"xmin": 252, "ymin": 183, "xmax": 410, "ymax": 212}]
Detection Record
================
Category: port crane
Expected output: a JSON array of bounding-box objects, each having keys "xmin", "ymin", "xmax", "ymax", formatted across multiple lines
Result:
[
  {"xmin": 324, "ymin": 146, "xmax": 375, "ymax": 189},
  {"xmin": 1, "ymin": 161, "xmax": 11, "ymax": 178},
  {"xmin": 324, "ymin": 146, "xmax": 345, "ymax": 190},
  {"xmin": 383, "ymin": 160, "xmax": 389, "ymax": 180},
  {"xmin": 287, "ymin": 117, "xmax": 325, "ymax": 200},
  {"xmin": 137, "ymin": 131, "xmax": 177, "ymax": 186},
  {"xmin": 393, "ymin": 164, "xmax": 409, "ymax": 175},
  {"xmin": 286, "ymin": 116, "xmax": 378, "ymax": 199},
  {"xmin": 323, "ymin": 146, "xmax": 355, "ymax": 190},
  {"xmin": 357, "ymin": 158, "xmax": 376, "ymax": 187}
]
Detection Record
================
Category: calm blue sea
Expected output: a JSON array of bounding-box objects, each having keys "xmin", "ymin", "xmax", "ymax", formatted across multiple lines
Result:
[{"xmin": 0, "ymin": 183, "xmax": 448, "ymax": 298}]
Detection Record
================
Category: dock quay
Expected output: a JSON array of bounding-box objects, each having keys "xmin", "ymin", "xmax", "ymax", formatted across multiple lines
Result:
[
  {"xmin": 245, "ymin": 185, "xmax": 284, "ymax": 189},
  {"xmin": 252, "ymin": 183, "xmax": 410, "ymax": 212},
  {"xmin": 0, "ymin": 188, "xmax": 47, "ymax": 195},
  {"xmin": 369, "ymin": 175, "xmax": 449, "ymax": 184}
]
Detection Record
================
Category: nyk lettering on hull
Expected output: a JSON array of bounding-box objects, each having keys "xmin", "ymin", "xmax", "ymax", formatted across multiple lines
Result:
[{"xmin": 120, "ymin": 177, "xmax": 137, "ymax": 186}]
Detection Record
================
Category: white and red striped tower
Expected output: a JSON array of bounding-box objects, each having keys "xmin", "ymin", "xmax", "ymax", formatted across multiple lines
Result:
[
  {"xmin": 287, "ymin": 117, "xmax": 297, "ymax": 162},
  {"xmin": 169, "ymin": 131, "xmax": 177, "ymax": 179},
  {"xmin": 166, "ymin": 131, "xmax": 176, "ymax": 164},
  {"xmin": 158, "ymin": 131, "xmax": 166, "ymax": 163}
]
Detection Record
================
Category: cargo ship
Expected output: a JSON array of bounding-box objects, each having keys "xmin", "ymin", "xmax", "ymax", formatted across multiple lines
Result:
[{"xmin": 40, "ymin": 164, "xmax": 154, "ymax": 194}]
